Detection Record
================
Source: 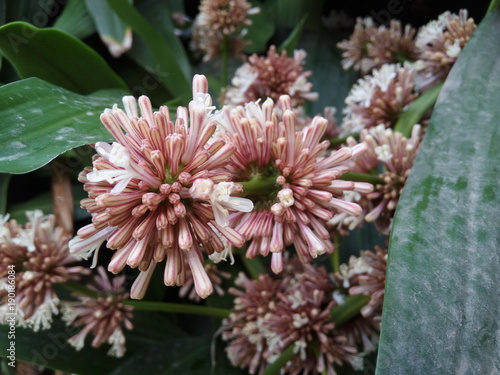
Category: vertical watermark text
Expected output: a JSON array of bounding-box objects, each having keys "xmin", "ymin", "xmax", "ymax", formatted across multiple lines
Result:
[{"xmin": 6, "ymin": 265, "xmax": 16, "ymax": 368}]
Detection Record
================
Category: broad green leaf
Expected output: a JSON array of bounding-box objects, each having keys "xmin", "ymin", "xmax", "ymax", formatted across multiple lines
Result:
[
  {"xmin": 393, "ymin": 82, "xmax": 443, "ymax": 137},
  {"xmin": 243, "ymin": 1, "xmax": 275, "ymax": 54},
  {"xmin": 278, "ymin": 14, "xmax": 307, "ymax": 56},
  {"xmin": 107, "ymin": 0, "xmax": 192, "ymax": 102},
  {"xmin": 300, "ymin": 29, "xmax": 357, "ymax": 120},
  {"xmin": 273, "ymin": 0, "xmax": 323, "ymax": 31},
  {"xmin": 5, "ymin": 0, "xmax": 56, "ymax": 27},
  {"xmin": 0, "ymin": 78, "xmax": 128, "ymax": 174},
  {"xmin": 377, "ymin": 9, "xmax": 500, "ymax": 374},
  {"xmin": 0, "ymin": 22, "xmax": 128, "ymax": 94},
  {"xmin": 85, "ymin": 0, "xmax": 132, "ymax": 57},
  {"xmin": 52, "ymin": 0, "xmax": 96, "ymax": 40}
]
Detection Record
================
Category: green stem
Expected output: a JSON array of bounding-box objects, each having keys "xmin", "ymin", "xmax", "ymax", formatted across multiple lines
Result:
[
  {"xmin": 62, "ymin": 281, "xmax": 231, "ymax": 318},
  {"xmin": 487, "ymin": 0, "xmax": 500, "ymax": 13},
  {"xmin": 123, "ymin": 300, "xmax": 230, "ymax": 319},
  {"xmin": 263, "ymin": 344, "xmax": 295, "ymax": 375},
  {"xmin": 330, "ymin": 294, "xmax": 370, "ymax": 326},
  {"xmin": 221, "ymin": 37, "xmax": 229, "ymax": 86},
  {"xmin": 63, "ymin": 280, "xmax": 101, "ymax": 299},
  {"xmin": 330, "ymin": 233, "xmax": 341, "ymax": 273},
  {"xmin": 329, "ymin": 135, "xmax": 351, "ymax": 148},
  {"xmin": 394, "ymin": 82, "xmax": 443, "ymax": 138},
  {"xmin": 239, "ymin": 252, "xmax": 267, "ymax": 279},
  {"xmin": 238, "ymin": 175, "xmax": 279, "ymax": 196},
  {"xmin": 339, "ymin": 172, "xmax": 384, "ymax": 185}
]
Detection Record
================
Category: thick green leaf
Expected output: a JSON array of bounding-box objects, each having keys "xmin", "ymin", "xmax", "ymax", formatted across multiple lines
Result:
[
  {"xmin": 5, "ymin": 0, "xmax": 56, "ymax": 27},
  {"xmin": 0, "ymin": 77, "xmax": 128, "ymax": 174},
  {"xmin": 300, "ymin": 30, "xmax": 357, "ymax": 120},
  {"xmin": 85, "ymin": 0, "xmax": 132, "ymax": 57},
  {"xmin": 278, "ymin": 14, "xmax": 307, "ymax": 56},
  {"xmin": 377, "ymin": 9, "xmax": 500, "ymax": 374},
  {"xmin": 107, "ymin": 0, "xmax": 192, "ymax": 102},
  {"xmin": 393, "ymin": 82, "xmax": 443, "ymax": 137},
  {"xmin": 243, "ymin": 1, "xmax": 275, "ymax": 54},
  {"xmin": 52, "ymin": 0, "xmax": 96, "ymax": 40},
  {"xmin": 273, "ymin": 0, "xmax": 323, "ymax": 31},
  {"xmin": 0, "ymin": 22, "xmax": 128, "ymax": 94}
]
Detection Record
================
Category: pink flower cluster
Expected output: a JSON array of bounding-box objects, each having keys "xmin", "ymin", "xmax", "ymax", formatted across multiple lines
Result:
[{"xmin": 70, "ymin": 75, "xmax": 371, "ymax": 300}]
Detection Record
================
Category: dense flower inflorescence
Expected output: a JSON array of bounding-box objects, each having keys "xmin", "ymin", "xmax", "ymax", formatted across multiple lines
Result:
[
  {"xmin": 223, "ymin": 272, "xmax": 285, "ymax": 374},
  {"xmin": 347, "ymin": 124, "xmax": 422, "ymax": 233},
  {"xmin": 0, "ymin": 211, "xmax": 89, "ymax": 331},
  {"xmin": 62, "ymin": 267, "xmax": 134, "ymax": 357},
  {"xmin": 349, "ymin": 246, "xmax": 388, "ymax": 317},
  {"xmin": 415, "ymin": 9, "xmax": 476, "ymax": 90},
  {"xmin": 341, "ymin": 63, "xmax": 418, "ymax": 136},
  {"xmin": 223, "ymin": 260, "xmax": 371, "ymax": 374},
  {"xmin": 191, "ymin": 0, "xmax": 259, "ymax": 61},
  {"xmin": 70, "ymin": 75, "xmax": 253, "ymax": 300},
  {"xmin": 222, "ymin": 46, "xmax": 318, "ymax": 112},
  {"xmin": 337, "ymin": 17, "xmax": 418, "ymax": 75},
  {"xmin": 218, "ymin": 95, "xmax": 372, "ymax": 272}
]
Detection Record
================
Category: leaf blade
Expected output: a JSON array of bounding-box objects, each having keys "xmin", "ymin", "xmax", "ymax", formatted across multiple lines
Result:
[
  {"xmin": 107, "ymin": 0, "xmax": 191, "ymax": 102},
  {"xmin": 0, "ymin": 78, "xmax": 127, "ymax": 174},
  {"xmin": 377, "ymin": 9, "xmax": 500, "ymax": 374},
  {"xmin": 0, "ymin": 22, "xmax": 128, "ymax": 94}
]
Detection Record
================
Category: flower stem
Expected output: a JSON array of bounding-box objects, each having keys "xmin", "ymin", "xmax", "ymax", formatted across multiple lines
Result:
[
  {"xmin": 487, "ymin": 0, "xmax": 500, "ymax": 13},
  {"xmin": 62, "ymin": 281, "xmax": 231, "ymax": 318},
  {"xmin": 330, "ymin": 294, "xmax": 370, "ymax": 326},
  {"xmin": 339, "ymin": 172, "xmax": 384, "ymax": 185},
  {"xmin": 238, "ymin": 175, "xmax": 279, "ymax": 196},
  {"xmin": 263, "ymin": 344, "xmax": 295, "ymax": 375},
  {"xmin": 330, "ymin": 233, "xmax": 341, "ymax": 273},
  {"xmin": 394, "ymin": 82, "xmax": 443, "ymax": 137},
  {"xmin": 221, "ymin": 36, "xmax": 229, "ymax": 86},
  {"xmin": 62, "ymin": 280, "xmax": 100, "ymax": 299},
  {"xmin": 329, "ymin": 135, "xmax": 351, "ymax": 147},
  {"xmin": 123, "ymin": 300, "xmax": 230, "ymax": 319}
]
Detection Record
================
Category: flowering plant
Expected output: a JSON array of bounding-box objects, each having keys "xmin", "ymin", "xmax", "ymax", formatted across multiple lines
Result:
[{"xmin": 0, "ymin": 1, "xmax": 498, "ymax": 374}]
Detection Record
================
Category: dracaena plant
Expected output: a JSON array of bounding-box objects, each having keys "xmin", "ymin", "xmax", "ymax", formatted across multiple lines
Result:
[{"xmin": 0, "ymin": 1, "xmax": 498, "ymax": 374}]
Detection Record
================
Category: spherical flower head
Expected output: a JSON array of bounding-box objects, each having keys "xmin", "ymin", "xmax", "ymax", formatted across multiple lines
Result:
[
  {"xmin": 341, "ymin": 63, "xmax": 418, "ymax": 137},
  {"xmin": 337, "ymin": 17, "xmax": 418, "ymax": 75},
  {"xmin": 62, "ymin": 266, "xmax": 134, "ymax": 357},
  {"xmin": 346, "ymin": 124, "xmax": 422, "ymax": 234},
  {"xmin": 415, "ymin": 9, "xmax": 476, "ymax": 90},
  {"xmin": 222, "ymin": 272, "xmax": 285, "ymax": 374},
  {"xmin": 222, "ymin": 46, "xmax": 318, "ymax": 113},
  {"xmin": 217, "ymin": 95, "xmax": 371, "ymax": 270},
  {"xmin": 191, "ymin": 0, "xmax": 259, "ymax": 61},
  {"xmin": 223, "ymin": 260, "xmax": 362, "ymax": 374},
  {"xmin": 349, "ymin": 246, "xmax": 388, "ymax": 317},
  {"xmin": 337, "ymin": 17, "xmax": 379, "ymax": 73},
  {"xmin": 0, "ymin": 211, "xmax": 89, "ymax": 331},
  {"xmin": 263, "ymin": 264, "xmax": 361, "ymax": 374},
  {"xmin": 70, "ymin": 74, "xmax": 253, "ymax": 300}
]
